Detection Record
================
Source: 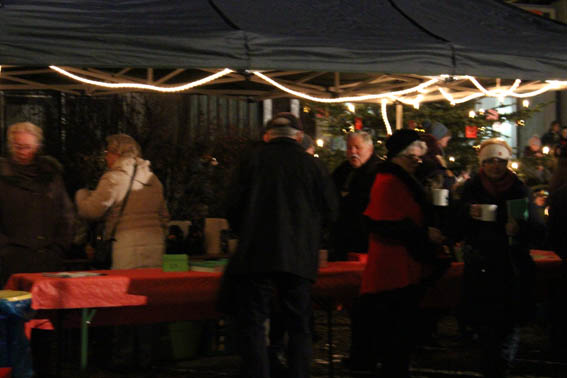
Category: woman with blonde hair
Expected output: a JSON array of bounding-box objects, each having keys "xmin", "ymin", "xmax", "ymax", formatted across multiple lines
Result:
[{"xmin": 75, "ymin": 134, "xmax": 169, "ymax": 269}]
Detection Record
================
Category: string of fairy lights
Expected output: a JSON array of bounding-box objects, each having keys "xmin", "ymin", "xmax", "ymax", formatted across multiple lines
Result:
[{"xmin": 1, "ymin": 65, "xmax": 566, "ymax": 136}]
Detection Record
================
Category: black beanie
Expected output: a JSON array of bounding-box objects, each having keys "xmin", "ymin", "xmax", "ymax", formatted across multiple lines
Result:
[{"xmin": 386, "ymin": 129, "xmax": 421, "ymax": 159}]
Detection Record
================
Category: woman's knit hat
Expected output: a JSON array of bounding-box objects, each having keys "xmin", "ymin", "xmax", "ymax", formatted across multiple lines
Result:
[
  {"xmin": 386, "ymin": 129, "xmax": 421, "ymax": 159},
  {"xmin": 478, "ymin": 138, "xmax": 512, "ymax": 163}
]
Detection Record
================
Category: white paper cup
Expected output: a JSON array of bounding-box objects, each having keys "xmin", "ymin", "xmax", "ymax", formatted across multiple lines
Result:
[
  {"xmin": 432, "ymin": 188, "xmax": 449, "ymax": 207},
  {"xmin": 477, "ymin": 204, "xmax": 498, "ymax": 222}
]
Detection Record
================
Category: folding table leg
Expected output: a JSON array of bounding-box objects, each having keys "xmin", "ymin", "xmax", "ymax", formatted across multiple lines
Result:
[
  {"xmin": 327, "ymin": 307, "xmax": 334, "ymax": 378},
  {"xmin": 80, "ymin": 309, "xmax": 97, "ymax": 372}
]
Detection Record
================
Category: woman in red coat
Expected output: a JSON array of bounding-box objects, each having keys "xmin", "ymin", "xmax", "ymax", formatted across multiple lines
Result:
[{"xmin": 359, "ymin": 129, "xmax": 448, "ymax": 378}]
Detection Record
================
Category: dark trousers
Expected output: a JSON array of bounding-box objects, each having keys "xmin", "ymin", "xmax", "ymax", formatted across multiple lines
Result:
[
  {"xmin": 477, "ymin": 322, "xmax": 519, "ymax": 378},
  {"xmin": 363, "ymin": 285, "xmax": 425, "ymax": 378},
  {"xmin": 235, "ymin": 272, "xmax": 312, "ymax": 378}
]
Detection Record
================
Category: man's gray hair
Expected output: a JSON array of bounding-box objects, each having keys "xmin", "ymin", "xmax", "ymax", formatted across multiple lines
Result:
[
  {"xmin": 267, "ymin": 126, "xmax": 302, "ymax": 139},
  {"xmin": 106, "ymin": 134, "xmax": 142, "ymax": 158},
  {"xmin": 347, "ymin": 131, "xmax": 373, "ymax": 146},
  {"xmin": 7, "ymin": 122, "xmax": 43, "ymax": 148}
]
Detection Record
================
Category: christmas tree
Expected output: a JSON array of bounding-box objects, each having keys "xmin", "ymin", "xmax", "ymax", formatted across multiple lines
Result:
[{"xmin": 306, "ymin": 99, "xmax": 548, "ymax": 186}]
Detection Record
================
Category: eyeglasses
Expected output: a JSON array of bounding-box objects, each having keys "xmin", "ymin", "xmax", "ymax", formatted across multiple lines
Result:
[{"xmin": 400, "ymin": 154, "xmax": 422, "ymax": 162}]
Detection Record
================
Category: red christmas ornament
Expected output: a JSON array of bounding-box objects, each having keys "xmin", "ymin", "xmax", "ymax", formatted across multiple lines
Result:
[
  {"xmin": 355, "ymin": 117, "xmax": 363, "ymax": 130},
  {"xmin": 465, "ymin": 125, "xmax": 478, "ymax": 139}
]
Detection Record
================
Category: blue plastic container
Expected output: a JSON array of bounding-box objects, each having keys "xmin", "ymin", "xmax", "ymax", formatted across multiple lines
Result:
[{"xmin": 0, "ymin": 291, "xmax": 35, "ymax": 378}]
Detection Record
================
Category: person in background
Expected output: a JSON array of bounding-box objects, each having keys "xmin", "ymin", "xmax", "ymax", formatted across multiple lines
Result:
[
  {"xmin": 268, "ymin": 130, "xmax": 321, "ymax": 377},
  {"xmin": 331, "ymin": 131, "xmax": 381, "ymax": 261},
  {"xmin": 75, "ymin": 134, "xmax": 169, "ymax": 269},
  {"xmin": 0, "ymin": 121, "xmax": 75, "ymax": 378},
  {"xmin": 358, "ymin": 129, "xmax": 449, "ymax": 377},
  {"xmin": 453, "ymin": 139, "xmax": 535, "ymax": 378},
  {"xmin": 523, "ymin": 135, "xmax": 544, "ymax": 158},
  {"xmin": 0, "ymin": 122, "xmax": 75, "ymax": 287},
  {"xmin": 545, "ymin": 145, "xmax": 567, "ymax": 355},
  {"xmin": 75, "ymin": 134, "xmax": 169, "ymax": 371},
  {"xmin": 220, "ymin": 112, "xmax": 338, "ymax": 378},
  {"xmin": 301, "ymin": 133, "xmax": 315, "ymax": 155},
  {"xmin": 541, "ymin": 120, "xmax": 562, "ymax": 148}
]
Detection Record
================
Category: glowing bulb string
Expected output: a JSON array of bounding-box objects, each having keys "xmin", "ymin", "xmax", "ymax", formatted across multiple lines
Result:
[
  {"xmin": 381, "ymin": 99, "xmax": 393, "ymax": 136},
  {"xmin": 46, "ymin": 65, "xmax": 567, "ymax": 103},
  {"xmin": 49, "ymin": 66, "xmax": 234, "ymax": 93},
  {"xmin": 251, "ymin": 71, "xmax": 440, "ymax": 103}
]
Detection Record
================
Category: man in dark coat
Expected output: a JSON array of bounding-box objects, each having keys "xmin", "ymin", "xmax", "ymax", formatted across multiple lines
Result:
[
  {"xmin": 222, "ymin": 112, "xmax": 338, "ymax": 378},
  {"xmin": 331, "ymin": 131, "xmax": 381, "ymax": 261},
  {"xmin": 0, "ymin": 122, "xmax": 75, "ymax": 287}
]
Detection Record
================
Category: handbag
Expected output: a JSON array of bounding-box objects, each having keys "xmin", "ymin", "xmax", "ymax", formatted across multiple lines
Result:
[{"xmin": 92, "ymin": 163, "xmax": 137, "ymax": 269}]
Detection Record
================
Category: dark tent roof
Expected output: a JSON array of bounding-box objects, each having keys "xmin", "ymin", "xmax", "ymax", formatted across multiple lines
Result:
[
  {"xmin": 220, "ymin": 0, "xmax": 567, "ymax": 80},
  {"xmin": 0, "ymin": 0, "xmax": 566, "ymax": 98}
]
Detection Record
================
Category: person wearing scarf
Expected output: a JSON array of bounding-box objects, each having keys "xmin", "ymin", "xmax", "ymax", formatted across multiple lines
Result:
[
  {"xmin": 0, "ymin": 122, "xmax": 74, "ymax": 378},
  {"xmin": 353, "ymin": 129, "xmax": 450, "ymax": 378},
  {"xmin": 0, "ymin": 122, "xmax": 74, "ymax": 287},
  {"xmin": 455, "ymin": 138, "xmax": 535, "ymax": 378}
]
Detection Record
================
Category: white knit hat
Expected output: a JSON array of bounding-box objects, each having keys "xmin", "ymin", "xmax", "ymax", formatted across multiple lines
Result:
[{"xmin": 478, "ymin": 140, "xmax": 511, "ymax": 163}]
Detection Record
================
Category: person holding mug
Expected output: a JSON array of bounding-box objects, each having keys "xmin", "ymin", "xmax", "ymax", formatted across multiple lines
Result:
[{"xmin": 453, "ymin": 138, "xmax": 535, "ymax": 378}]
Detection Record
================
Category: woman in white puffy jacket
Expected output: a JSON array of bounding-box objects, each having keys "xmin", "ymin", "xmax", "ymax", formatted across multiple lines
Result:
[{"xmin": 75, "ymin": 134, "xmax": 169, "ymax": 269}]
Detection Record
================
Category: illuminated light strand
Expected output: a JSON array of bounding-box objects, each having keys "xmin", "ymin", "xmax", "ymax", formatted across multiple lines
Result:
[
  {"xmin": 509, "ymin": 82, "xmax": 564, "ymax": 98},
  {"xmin": 252, "ymin": 71, "xmax": 439, "ymax": 103},
  {"xmin": 49, "ymin": 66, "xmax": 234, "ymax": 93},
  {"xmin": 41, "ymin": 66, "xmax": 567, "ymax": 103},
  {"xmin": 388, "ymin": 94, "xmax": 423, "ymax": 109},
  {"xmin": 438, "ymin": 87, "xmax": 485, "ymax": 104},
  {"xmin": 468, "ymin": 76, "xmax": 522, "ymax": 97},
  {"xmin": 381, "ymin": 99, "xmax": 393, "ymax": 136}
]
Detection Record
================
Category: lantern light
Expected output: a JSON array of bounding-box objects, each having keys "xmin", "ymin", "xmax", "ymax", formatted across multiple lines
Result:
[{"xmin": 543, "ymin": 146, "xmax": 550, "ymax": 155}]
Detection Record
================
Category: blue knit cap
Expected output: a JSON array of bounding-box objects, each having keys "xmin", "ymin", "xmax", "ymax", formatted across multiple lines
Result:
[{"xmin": 430, "ymin": 122, "xmax": 450, "ymax": 140}]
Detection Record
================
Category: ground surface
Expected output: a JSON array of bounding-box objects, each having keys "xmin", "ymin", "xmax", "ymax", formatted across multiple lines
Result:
[{"xmin": 35, "ymin": 309, "xmax": 567, "ymax": 378}]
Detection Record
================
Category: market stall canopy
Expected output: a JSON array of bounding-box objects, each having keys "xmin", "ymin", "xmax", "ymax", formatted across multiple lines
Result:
[{"xmin": 1, "ymin": 0, "xmax": 566, "ymax": 102}]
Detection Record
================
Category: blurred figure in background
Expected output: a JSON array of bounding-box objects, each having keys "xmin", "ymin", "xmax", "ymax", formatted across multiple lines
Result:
[
  {"xmin": 0, "ymin": 121, "xmax": 74, "ymax": 287},
  {"xmin": 453, "ymin": 139, "xmax": 535, "ymax": 378},
  {"xmin": 221, "ymin": 113, "xmax": 338, "ymax": 378},
  {"xmin": 356, "ymin": 129, "xmax": 449, "ymax": 377},
  {"xmin": 75, "ymin": 133, "xmax": 169, "ymax": 270},
  {"xmin": 331, "ymin": 131, "xmax": 381, "ymax": 261},
  {"xmin": 75, "ymin": 134, "xmax": 169, "ymax": 371}
]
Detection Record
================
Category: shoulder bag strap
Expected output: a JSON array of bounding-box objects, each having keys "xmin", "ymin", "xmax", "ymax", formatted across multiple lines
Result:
[{"xmin": 108, "ymin": 163, "xmax": 138, "ymax": 241}]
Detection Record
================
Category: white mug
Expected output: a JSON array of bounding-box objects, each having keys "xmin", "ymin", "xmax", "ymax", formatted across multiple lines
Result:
[
  {"xmin": 474, "ymin": 204, "xmax": 498, "ymax": 222},
  {"xmin": 432, "ymin": 188, "xmax": 449, "ymax": 207}
]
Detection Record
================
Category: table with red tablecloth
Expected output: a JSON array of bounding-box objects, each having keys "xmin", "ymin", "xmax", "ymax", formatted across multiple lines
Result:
[{"xmin": 3, "ymin": 252, "xmax": 562, "ymax": 372}]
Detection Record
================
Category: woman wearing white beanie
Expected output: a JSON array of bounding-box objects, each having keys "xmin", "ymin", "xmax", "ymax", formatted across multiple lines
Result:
[{"xmin": 453, "ymin": 138, "xmax": 535, "ymax": 378}]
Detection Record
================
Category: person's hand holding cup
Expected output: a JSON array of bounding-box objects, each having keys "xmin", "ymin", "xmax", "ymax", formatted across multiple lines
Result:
[{"xmin": 470, "ymin": 204, "xmax": 498, "ymax": 222}]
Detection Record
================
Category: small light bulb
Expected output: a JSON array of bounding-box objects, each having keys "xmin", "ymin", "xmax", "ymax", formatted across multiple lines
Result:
[
  {"xmin": 469, "ymin": 110, "xmax": 476, "ymax": 118},
  {"xmin": 542, "ymin": 146, "xmax": 550, "ymax": 155},
  {"xmin": 316, "ymin": 139, "xmax": 324, "ymax": 147},
  {"xmin": 522, "ymin": 100, "xmax": 530, "ymax": 108},
  {"xmin": 448, "ymin": 156, "xmax": 456, "ymax": 162},
  {"xmin": 346, "ymin": 103, "xmax": 355, "ymax": 113},
  {"xmin": 511, "ymin": 162, "xmax": 519, "ymax": 170},
  {"xmin": 314, "ymin": 153, "xmax": 319, "ymax": 158}
]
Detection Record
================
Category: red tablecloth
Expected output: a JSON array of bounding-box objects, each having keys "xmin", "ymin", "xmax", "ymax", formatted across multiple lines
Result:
[
  {"xmin": 4, "ymin": 251, "xmax": 561, "ymax": 329},
  {"xmin": 4, "ymin": 262, "xmax": 365, "ymax": 328}
]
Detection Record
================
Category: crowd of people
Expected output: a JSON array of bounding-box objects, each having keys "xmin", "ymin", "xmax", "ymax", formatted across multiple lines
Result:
[{"xmin": 2, "ymin": 114, "xmax": 567, "ymax": 378}]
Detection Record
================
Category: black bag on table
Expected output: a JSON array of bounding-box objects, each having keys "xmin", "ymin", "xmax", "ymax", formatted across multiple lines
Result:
[{"xmin": 91, "ymin": 164, "xmax": 137, "ymax": 270}]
